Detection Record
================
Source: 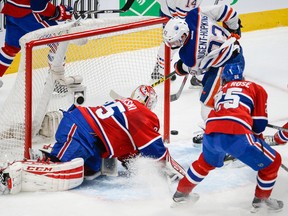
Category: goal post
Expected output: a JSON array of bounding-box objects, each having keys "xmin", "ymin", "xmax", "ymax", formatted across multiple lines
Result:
[{"xmin": 0, "ymin": 16, "xmax": 171, "ymax": 161}]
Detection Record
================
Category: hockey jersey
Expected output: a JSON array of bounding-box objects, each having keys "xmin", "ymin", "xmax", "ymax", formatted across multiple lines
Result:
[
  {"xmin": 1, "ymin": 0, "xmax": 56, "ymax": 18},
  {"xmin": 77, "ymin": 98, "xmax": 167, "ymax": 160},
  {"xmin": 205, "ymin": 80, "xmax": 268, "ymax": 135},
  {"xmin": 157, "ymin": 0, "xmax": 202, "ymax": 18},
  {"xmin": 179, "ymin": 5, "xmax": 240, "ymax": 73}
]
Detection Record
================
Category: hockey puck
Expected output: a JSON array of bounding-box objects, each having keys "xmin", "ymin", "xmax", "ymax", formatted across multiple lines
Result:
[{"xmin": 171, "ymin": 130, "xmax": 179, "ymax": 135}]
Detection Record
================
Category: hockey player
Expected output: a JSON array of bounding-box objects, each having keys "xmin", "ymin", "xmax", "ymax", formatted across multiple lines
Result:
[
  {"xmin": 0, "ymin": 0, "xmax": 73, "ymax": 87},
  {"xmin": 265, "ymin": 122, "xmax": 288, "ymax": 146},
  {"xmin": 172, "ymin": 63, "xmax": 283, "ymax": 212},
  {"xmin": 151, "ymin": 0, "xmax": 203, "ymax": 82},
  {"xmin": 34, "ymin": 85, "xmax": 186, "ymax": 182},
  {"xmin": 162, "ymin": 4, "xmax": 244, "ymax": 144},
  {"xmin": 0, "ymin": 158, "xmax": 84, "ymax": 195}
]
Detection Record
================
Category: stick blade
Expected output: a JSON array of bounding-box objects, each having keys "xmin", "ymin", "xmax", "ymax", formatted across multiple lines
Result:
[{"xmin": 109, "ymin": 90, "xmax": 125, "ymax": 100}]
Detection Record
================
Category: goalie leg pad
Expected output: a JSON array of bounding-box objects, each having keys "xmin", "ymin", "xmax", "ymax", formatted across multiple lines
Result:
[
  {"xmin": 0, "ymin": 162, "xmax": 23, "ymax": 195},
  {"xmin": 21, "ymin": 158, "xmax": 84, "ymax": 192}
]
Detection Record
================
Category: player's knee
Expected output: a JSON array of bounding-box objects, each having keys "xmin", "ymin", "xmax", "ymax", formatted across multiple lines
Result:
[
  {"xmin": 2, "ymin": 43, "xmax": 21, "ymax": 56},
  {"xmin": 260, "ymin": 152, "xmax": 282, "ymax": 179},
  {"xmin": 195, "ymin": 153, "xmax": 215, "ymax": 174}
]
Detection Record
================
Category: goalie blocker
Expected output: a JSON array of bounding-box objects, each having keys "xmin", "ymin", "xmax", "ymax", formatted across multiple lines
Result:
[{"xmin": 0, "ymin": 158, "xmax": 84, "ymax": 195}]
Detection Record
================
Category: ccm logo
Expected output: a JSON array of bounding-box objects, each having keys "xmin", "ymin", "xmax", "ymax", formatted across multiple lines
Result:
[{"xmin": 26, "ymin": 166, "xmax": 53, "ymax": 172}]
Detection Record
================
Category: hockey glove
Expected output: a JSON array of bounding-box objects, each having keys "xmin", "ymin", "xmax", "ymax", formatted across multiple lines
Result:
[
  {"xmin": 50, "ymin": 5, "xmax": 73, "ymax": 21},
  {"xmin": 174, "ymin": 60, "xmax": 190, "ymax": 76},
  {"xmin": 223, "ymin": 19, "xmax": 242, "ymax": 39}
]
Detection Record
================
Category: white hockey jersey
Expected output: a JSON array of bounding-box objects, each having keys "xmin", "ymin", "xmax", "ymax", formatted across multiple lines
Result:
[{"xmin": 157, "ymin": 0, "xmax": 203, "ymax": 18}]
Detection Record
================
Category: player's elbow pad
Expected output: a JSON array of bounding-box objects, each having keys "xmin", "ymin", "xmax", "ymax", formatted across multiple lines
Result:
[{"xmin": 174, "ymin": 60, "xmax": 190, "ymax": 76}]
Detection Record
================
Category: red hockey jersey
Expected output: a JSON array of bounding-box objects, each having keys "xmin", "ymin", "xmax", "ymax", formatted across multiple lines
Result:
[
  {"xmin": 1, "ymin": 0, "xmax": 56, "ymax": 18},
  {"xmin": 77, "ymin": 98, "xmax": 163, "ymax": 159},
  {"xmin": 205, "ymin": 80, "xmax": 268, "ymax": 135}
]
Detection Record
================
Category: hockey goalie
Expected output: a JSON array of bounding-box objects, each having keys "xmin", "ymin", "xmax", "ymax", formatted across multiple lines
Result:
[{"xmin": 0, "ymin": 158, "xmax": 84, "ymax": 195}]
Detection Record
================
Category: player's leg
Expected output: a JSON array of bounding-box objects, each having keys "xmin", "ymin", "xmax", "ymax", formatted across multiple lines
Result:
[
  {"xmin": 0, "ymin": 17, "xmax": 22, "ymax": 79},
  {"xmin": 48, "ymin": 109, "xmax": 102, "ymax": 175},
  {"xmin": 191, "ymin": 68, "xmax": 222, "ymax": 145},
  {"xmin": 173, "ymin": 134, "xmax": 223, "ymax": 203},
  {"xmin": 231, "ymin": 134, "xmax": 283, "ymax": 212}
]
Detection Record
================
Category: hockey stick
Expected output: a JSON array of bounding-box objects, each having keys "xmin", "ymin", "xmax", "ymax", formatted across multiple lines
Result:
[
  {"xmin": 170, "ymin": 74, "xmax": 189, "ymax": 102},
  {"xmin": 74, "ymin": 0, "xmax": 135, "ymax": 17},
  {"xmin": 151, "ymin": 70, "xmax": 189, "ymax": 101},
  {"xmin": 267, "ymin": 123, "xmax": 288, "ymax": 133},
  {"xmin": 109, "ymin": 71, "xmax": 177, "ymax": 100},
  {"xmin": 151, "ymin": 71, "xmax": 176, "ymax": 88},
  {"xmin": 224, "ymin": 155, "xmax": 288, "ymax": 173}
]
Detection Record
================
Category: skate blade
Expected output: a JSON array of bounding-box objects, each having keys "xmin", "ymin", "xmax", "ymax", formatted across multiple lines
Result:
[
  {"xmin": 250, "ymin": 206, "xmax": 283, "ymax": 214},
  {"xmin": 170, "ymin": 193, "xmax": 200, "ymax": 208}
]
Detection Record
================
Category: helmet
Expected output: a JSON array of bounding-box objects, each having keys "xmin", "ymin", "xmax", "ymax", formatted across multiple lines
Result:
[
  {"xmin": 131, "ymin": 85, "xmax": 158, "ymax": 110},
  {"xmin": 163, "ymin": 17, "xmax": 189, "ymax": 49},
  {"xmin": 221, "ymin": 63, "xmax": 244, "ymax": 85}
]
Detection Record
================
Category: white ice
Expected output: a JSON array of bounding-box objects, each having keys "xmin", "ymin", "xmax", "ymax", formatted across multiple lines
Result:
[{"xmin": 0, "ymin": 27, "xmax": 288, "ymax": 216}]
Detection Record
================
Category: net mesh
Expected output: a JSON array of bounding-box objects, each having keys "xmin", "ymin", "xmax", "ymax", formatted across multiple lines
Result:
[{"xmin": 0, "ymin": 16, "xmax": 166, "ymax": 162}]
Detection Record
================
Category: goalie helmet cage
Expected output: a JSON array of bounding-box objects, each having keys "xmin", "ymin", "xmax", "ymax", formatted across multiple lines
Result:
[{"xmin": 0, "ymin": 16, "xmax": 172, "ymax": 161}]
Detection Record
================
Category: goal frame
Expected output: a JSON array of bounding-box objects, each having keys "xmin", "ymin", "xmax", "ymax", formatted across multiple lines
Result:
[{"xmin": 24, "ymin": 17, "xmax": 171, "ymax": 159}]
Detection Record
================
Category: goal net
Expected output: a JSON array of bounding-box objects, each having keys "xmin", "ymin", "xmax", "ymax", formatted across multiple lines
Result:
[{"xmin": 0, "ymin": 16, "xmax": 171, "ymax": 162}]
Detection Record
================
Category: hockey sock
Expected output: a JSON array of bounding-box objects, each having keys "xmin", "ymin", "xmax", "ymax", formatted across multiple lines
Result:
[{"xmin": 0, "ymin": 43, "xmax": 20, "ymax": 76}]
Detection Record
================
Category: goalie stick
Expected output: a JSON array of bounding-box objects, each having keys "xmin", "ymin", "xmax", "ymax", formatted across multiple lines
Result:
[{"xmin": 73, "ymin": 0, "xmax": 135, "ymax": 17}]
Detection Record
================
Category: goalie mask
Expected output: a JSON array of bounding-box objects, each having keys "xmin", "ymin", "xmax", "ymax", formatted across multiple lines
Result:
[
  {"xmin": 131, "ymin": 85, "xmax": 158, "ymax": 110},
  {"xmin": 163, "ymin": 17, "xmax": 189, "ymax": 49}
]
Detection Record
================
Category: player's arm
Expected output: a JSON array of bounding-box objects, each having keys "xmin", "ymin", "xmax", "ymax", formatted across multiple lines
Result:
[
  {"xmin": 137, "ymin": 136, "xmax": 186, "ymax": 182},
  {"xmin": 30, "ymin": 0, "xmax": 72, "ymax": 21},
  {"xmin": 176, "ymin": 0, "xmax": 201, "ymax": 18},
  {"xmin": 251, "ymin": 84, "xmax": 269, "ymax": 136},
  {"xmin": 201, "ymin": 4, "xmax": 241, "ymax": 37}
]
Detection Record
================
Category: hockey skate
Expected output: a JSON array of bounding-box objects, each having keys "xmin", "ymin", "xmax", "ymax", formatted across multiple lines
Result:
[
  {"xmin": 192, "ymin": 133, "xmax": 203, "ymax": 147},
  {"xmin": 171, "ymin": 191, "xmax": 200, "ymax": 207},
  {"xmin": 251, "ymin": 197, "xmax": 284, "ymax": 213},
  {"xmin": 189, "ymin": 75, "xmax": 202, "ymax": 89}
]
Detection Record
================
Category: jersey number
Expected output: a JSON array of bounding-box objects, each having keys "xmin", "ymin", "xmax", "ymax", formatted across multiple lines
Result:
[
  {"xmin": 95, "ymin": 101, "xmax": 125, "ymax": 119},
  {"xmin": 214, "ymin": 87, "xmax": 242, "ymax": 111}
]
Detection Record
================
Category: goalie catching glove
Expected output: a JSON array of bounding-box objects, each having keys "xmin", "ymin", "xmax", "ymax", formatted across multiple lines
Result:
[{"xmin": 0, "ymin": 158, "xmax": 84, "ymax": 195}]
